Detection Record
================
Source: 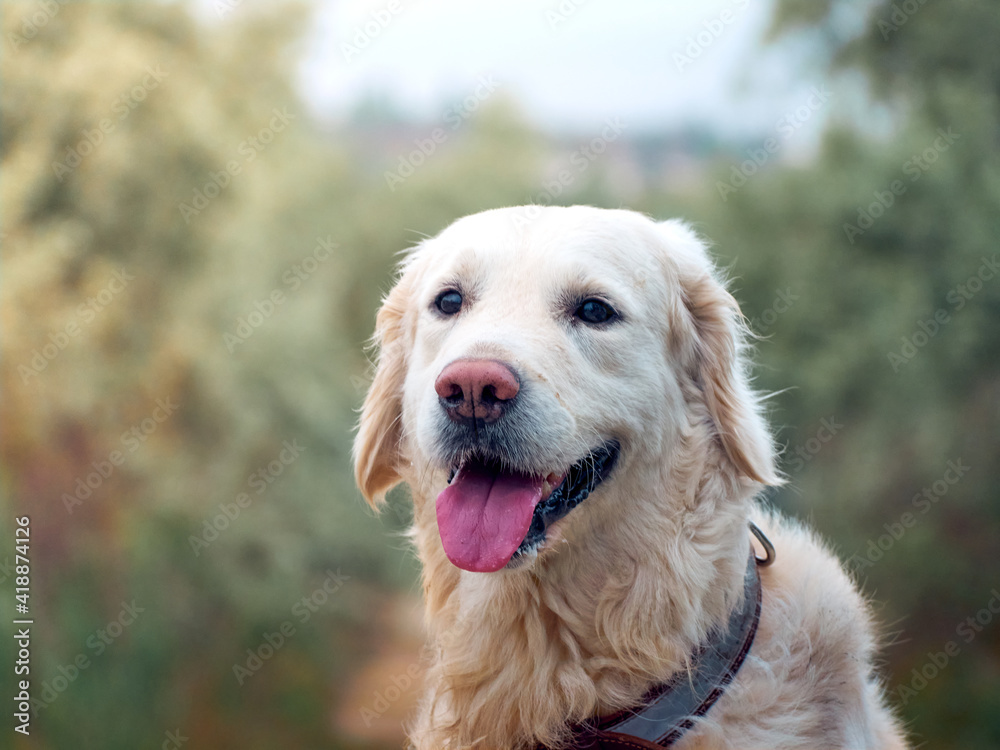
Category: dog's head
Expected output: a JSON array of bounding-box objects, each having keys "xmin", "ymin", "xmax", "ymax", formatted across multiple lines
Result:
[{"xmin": 354, "ymin": 206, "xmax": 778, "ymax": 574}]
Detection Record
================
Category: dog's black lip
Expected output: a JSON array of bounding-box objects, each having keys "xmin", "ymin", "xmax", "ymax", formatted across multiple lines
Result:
[{"xmin": 511, "ymin": 440, "xmax": 620, "ymax": 563}]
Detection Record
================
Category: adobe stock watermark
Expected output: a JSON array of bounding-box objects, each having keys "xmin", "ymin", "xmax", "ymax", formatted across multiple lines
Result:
[
  {"xmin": 877, "ymin": 0, "xmax": 928, "ymax": 40},
  {"xmin": 510, "ymin": 117, "xmax": 628, "ymax": 229},
  {"xmin": 359, "ymin": 661, "xmax": 421, "ymax": 727},
  {"xmin": 847, "ymin": 458, "xmax": 969, "ymax": 573},
  {"xmin": 6, "ymin": 0, "xmax": 67, "ymax": 52},
  {"xmin": 843, "ymin": 127, "xmax": 960, "ymax": 244},
  {"xmin": 214, "ymin": 0, "xmax": 243, "ymax": 18},
  {"xmin": 189, "ymin": 439, "xmax": 305, "ymax": 555},
  {"xmin": 749, "ymin": 287, "xmax": 799, "ymax": 335},
  {"xmin": 232, "ymin": 569, "xmax": 350, "ymax": 685},
  {"xmin": 716, "ymin": 87, "xmax": 832, "ymax": 201},
  {"xmin": 178, "ymin": 107, "xmax": 296, "ymax": 223},
  {"xmin": 673, "ymin": 0, "xmax": 749, "ymax": 72},
  {"xmin": 784, "ymin": 416, "xmax": 843, "ymax": 473},
  {"xmin": 62, "ymin": 396, "xmax": 180, "ymax": 514},
  {"xmin": 892, "ymin": 586, "xmax": 1000, "ymax": 706},
  {"xmin": 383, "ymin": 75, "xmax": 500, "ymax": 191},
  {"xmin": 223, "ymin": 236, "xmax": 338, "ymax": 353},
  {"xmin": 29, "ymin": 600, "xmax": 144, "ymax": 716},
  {"xmin": 0, "ymin": 557, "xmax": 15, "ymax": 585},
  {"xmin": 887, "ymin": 254, "xmax": 998, "ymax": 372},
  {"xmin": 341, "ymin": 0, "xmax": 403, "ymax": 63},
  {"xmin": 545, "ymin": 0, "xmax": 589, "ymax": 30},
  {"xmin": 18, "ymin": 268, "xmax": 134, "ymax": 383},
  {"xmin": 160, "ymin": 728, "xmax": 189, "ymax": 750},
  {"xmin": 51, "ymin": 65, "xmax": 169, "ymax": 181},
  {"xmin": 349, "ymin": 372, "xmax": 369, "ymax": 396}
]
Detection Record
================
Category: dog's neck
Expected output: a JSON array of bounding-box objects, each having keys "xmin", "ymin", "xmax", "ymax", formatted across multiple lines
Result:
[{"xmin": 407, "ymin": 447, "xmax": 756, "ymax": 750}]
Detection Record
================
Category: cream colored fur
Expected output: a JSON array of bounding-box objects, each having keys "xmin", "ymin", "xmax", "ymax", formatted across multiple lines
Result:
[{"xmin": 353, "ymin": 206, "xmax": 907, "ymax": 749}]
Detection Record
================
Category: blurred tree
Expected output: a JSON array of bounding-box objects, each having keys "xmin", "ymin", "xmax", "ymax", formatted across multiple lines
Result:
[
  {"xmin": 637, "ymin": 1, "xmax": 1000, "ymax": 746},
  {"xmin": 1, "ymin": 2, "xmax": 555, "ymax": 747},
  {"xmin": 0, "ymin": 2, "xmax": 406, "ymax": 748}
]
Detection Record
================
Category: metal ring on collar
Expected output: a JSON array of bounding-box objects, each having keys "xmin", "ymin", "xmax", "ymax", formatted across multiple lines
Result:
[{"xmin": 749, "ymin": 521, "xmax": 775, "ymax": 567}]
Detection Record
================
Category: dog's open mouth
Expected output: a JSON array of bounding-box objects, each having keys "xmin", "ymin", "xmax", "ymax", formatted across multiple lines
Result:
[{"xmin": 435, "ymin": 441, "xmax": 619, "ymax": 573}]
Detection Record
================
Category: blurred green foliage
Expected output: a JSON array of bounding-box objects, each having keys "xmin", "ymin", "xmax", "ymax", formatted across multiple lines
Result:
[{"xmin": 0, "ymin": 0, "xmax": 997, "ymax": 748}]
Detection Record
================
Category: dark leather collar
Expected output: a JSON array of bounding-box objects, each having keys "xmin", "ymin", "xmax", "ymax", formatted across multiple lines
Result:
[{"xmin": 540, "ymin": 529, "xmax": 768, "ymax": 750}]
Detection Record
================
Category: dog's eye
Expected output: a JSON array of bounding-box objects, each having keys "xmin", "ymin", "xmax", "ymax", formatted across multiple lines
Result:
[
  {"xmin": 575, "ymin": 298, "xmax": 617, "ymax": 325},
  {"xmin": 435, "ymin": 290, "xmax": 463, "ymax": 316}
]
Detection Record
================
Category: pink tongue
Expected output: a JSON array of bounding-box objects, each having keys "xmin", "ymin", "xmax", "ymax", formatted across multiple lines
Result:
[{"xmin": 436, "ymin": 463, "xmax": 544, "ymax": 573}]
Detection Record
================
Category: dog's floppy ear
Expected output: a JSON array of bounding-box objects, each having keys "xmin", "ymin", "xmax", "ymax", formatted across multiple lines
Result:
[
  {"xmin": 660, "ymin": 221, "xmax": 781, "ymax": 486},
  {"xmin": 353, "ymin": 266, "xmax": 417, "ymax": 508}
]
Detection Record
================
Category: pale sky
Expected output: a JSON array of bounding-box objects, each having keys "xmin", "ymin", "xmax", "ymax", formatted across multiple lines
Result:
[
  {"xmin": 194, "ymin": 0, "xmax": 846, "ymax": 146},
  {"xmin": 295, "ymin": 0, "xmax": 829, "ymax": 139}
]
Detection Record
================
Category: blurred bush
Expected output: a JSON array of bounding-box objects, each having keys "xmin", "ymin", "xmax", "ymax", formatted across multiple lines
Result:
[{"xmin": 0, "ymin": 0, "xmax": 997, "ymax": 748}]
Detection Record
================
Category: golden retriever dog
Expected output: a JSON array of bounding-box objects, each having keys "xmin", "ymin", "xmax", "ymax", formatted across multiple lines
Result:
[{"xmin": 353, "ymin": 206, "xmax": 907, "ymax": 749}]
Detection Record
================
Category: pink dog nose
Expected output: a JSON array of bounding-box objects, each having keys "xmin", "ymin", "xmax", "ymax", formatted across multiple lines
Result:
[{"xmin": 435, "ymin": 359, "xmax": 520, "ymax": 425}]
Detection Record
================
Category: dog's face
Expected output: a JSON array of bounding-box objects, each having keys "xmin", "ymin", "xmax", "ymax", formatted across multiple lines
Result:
[{"xmin": 355, "ymin": 206, "xmax": 776, "ymax": 574}]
